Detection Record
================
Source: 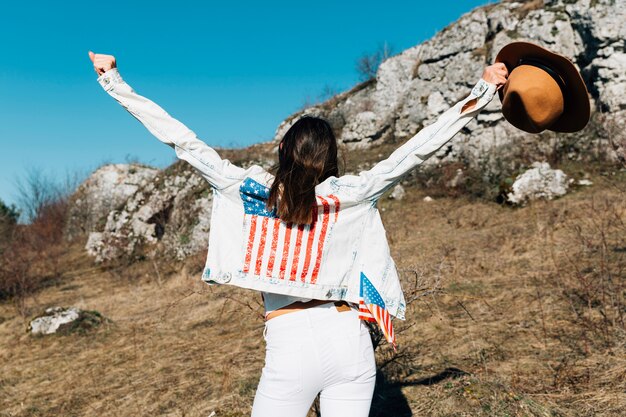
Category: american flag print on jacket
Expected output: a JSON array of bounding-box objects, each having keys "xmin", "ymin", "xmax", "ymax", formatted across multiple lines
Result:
[
  {"xmin": 359, "ymin": 272, "xmax": 397, "ymax": 350},
  {"xmin": 239, "ymin": 177, "xmax": 340, "ymax": 283}
]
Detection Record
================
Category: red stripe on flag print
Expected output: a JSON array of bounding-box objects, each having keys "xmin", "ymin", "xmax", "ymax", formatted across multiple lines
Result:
[
  {"xmin": 371, "ymin": 304, "xmax": 395, "ymax": 348},
  {"xmin": 242, "ymin": 194, "xmax": 341, "ymax": 282},
  {"xmin": 299, "ymin": 206, "xmax": 318, "ymax": 281},
  {"xmin": 243, "ymin": 214, "xmax": 257, "ymax": 273},
  {"xmin": 289, "ymin": 223, "xmax": 306, "ymax": 281},
  {"xmin": 279, "ymin": 222, "xmax": 293, "ymax": 280},
  {"xmin": 254, "ymin": 217, "xmax": 270, "ymax": 276},
  {"xmin": 310, "ymin": 196, "xmax": 331, "ymax": 283},
  {"xmin": 265, "ymin": 219, "xmax": 281, "ymax": 277},
  {"xmin": 358, "ymin": 301, "xmax": 376, "ymax": 322},
  {"xmin": 328, "ymin": 194, "xmax": 340, "ymax": 222}
]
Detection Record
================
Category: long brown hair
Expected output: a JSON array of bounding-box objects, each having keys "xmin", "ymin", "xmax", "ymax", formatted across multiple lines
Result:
[{"xmin": 266, "ymin": 116, "xmax": 338, "ymax": 225}]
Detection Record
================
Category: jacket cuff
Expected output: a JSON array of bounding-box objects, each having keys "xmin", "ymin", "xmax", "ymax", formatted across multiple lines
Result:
[
  {"xmin": 97, "ymin": 68, "xmax": 124, "ymax": 92},
  {"xmin": 470, "ymin": 78, "xmax": 497, "ymax": 102}
]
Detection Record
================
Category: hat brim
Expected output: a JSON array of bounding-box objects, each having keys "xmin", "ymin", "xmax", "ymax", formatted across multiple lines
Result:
[{"xmin": 495, "ymin": 41, "xmax": 590, "ymax": 133}]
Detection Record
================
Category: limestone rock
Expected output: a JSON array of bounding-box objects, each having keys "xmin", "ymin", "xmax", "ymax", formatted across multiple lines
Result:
[
  {"xmin": 270, "ymin": 0, "xmax": 625, "ymax": 170},
  {"xmin": 341, "ymin": 111, "xmax": 389, "ymax": 149},
  {"xmin": 29, "ymin": 307, "xmax": 80, "ymax": 335},
  {"xmin": 29, "ymin": 307, "xmax": 108, "ymax": 335},
  {"xmin": 65, "ymin": 164, "xmax": 158, "ymax": 241},
  {"xmin": 388, "ymin": 184, "xmax": 406, "ymax": 200},
  {"xmin": 507, "ymin": 162, "xmax": 569, "ymax": 205},
  {"xmin": 84, "ymin": 163, "xmax": 212, "ymax": 262}
]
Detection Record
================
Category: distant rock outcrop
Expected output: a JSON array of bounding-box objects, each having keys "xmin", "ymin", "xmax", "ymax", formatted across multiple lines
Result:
[
  {"xmin": 65, "ymin": 164, "xmax": 158, "ymax": 241},
  {"xmin": 275, "ymin": 0, "xmax": 625, "ymax": 167},
  {"xmin": 85, "ymin": 163, "xmax": 212, "ymax": 262}
]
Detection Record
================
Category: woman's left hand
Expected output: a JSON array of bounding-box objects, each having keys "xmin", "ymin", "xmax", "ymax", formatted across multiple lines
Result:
[{"xmin": 88, "ymin": 51, "xmax": 117, "ymax": 76}]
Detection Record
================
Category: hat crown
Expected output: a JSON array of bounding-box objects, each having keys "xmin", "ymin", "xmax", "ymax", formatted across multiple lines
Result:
[
  {"xmin": 495, "ymin": 41, "xmax": 590, "ymax": 133},
  {"xmin": 502, "ymin": 65, "xmax": 564, "ymax": 133}
]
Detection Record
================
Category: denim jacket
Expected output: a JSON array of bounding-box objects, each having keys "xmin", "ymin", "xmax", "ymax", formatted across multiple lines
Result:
[{"xmin": 97, "ymin": 68, "xmax": 496, "ymax": 320}]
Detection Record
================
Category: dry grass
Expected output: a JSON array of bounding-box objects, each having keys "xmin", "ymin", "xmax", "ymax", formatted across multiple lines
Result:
[
  {"xmin": 1, "ymin": 165, "xmax": 625, "ymax": 416},
  {"xmin": 0, "ymin": 247, "xmax": 267, "ymax": 417}
]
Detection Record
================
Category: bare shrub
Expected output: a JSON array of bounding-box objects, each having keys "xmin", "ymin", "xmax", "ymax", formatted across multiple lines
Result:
[
  {"xmin": 410, "ymin": 157, "xmax": 521, "ymax": 203},
  {"xmin": 0, "ymin": 198, "xmax": 19, "ymax": 223},
  {"xmin": 513, "ymin": 0, "xmax": 545, "ymax": 18},
  {"xmin": 356, "ymin": 42, "xmax": 394, "ymax": 81},
  {"xmin": 550, "ymin": 193, "xmax": 626, "ymax": 348},
  {"xmin": 0, "ymin": 169, "xmax": 79, "ymax": 315},
  {"xmin": 299, "ymin": 85, "xmax": 344, "ymax": 111},
  {"xmin": 318, "ymin": 84, "xmax": 341, "ymax": 102},
  {"xmin": 0, "ymin": 199, "xmax": 19, "ymax": 248},
  {"xmin": 540, "ymin": 112, "xmax": 622, "ymax": 167},
  {"xmin": 14, "ymin": 167, "xmax": 81, "ymax": 223}
]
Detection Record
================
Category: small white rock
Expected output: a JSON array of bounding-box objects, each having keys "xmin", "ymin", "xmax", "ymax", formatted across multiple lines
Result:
[
  {"xmin": 388, "ymin": 184, "xmax": 406, "ymax": 200},
  {"xmin": 577, "ymin": 179, "xmax": 593, "ymax": 186},
  {"xmin": 29, "ymin": 307, "xmax": 81, "ymax": 335},
  {"xmin": 423, "ymin": 196, "xmax": 434, "ymax": 202}
]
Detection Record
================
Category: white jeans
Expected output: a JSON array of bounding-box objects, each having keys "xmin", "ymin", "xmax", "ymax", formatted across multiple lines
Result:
[{"xmin": 251, "ymin": 302, "xmax": 377, "ymax": 417}]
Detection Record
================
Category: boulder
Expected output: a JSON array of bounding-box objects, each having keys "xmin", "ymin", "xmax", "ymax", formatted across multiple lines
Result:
[
  {"xmin": 29, "ymin": 307, "xmax": 108, "ymax": 335},
  {"xmin": 507, "ymin": 162, "xmax": 569, "ymax": 205},
  {"xmin": 29, "ymin": 307, "xmax": 80, "ymax": 335}
]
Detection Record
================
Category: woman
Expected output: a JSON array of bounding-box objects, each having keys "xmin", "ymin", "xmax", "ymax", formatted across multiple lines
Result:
[{"xmin": 89, "ymin": 51, "xmax": 507, "ymax": 416}]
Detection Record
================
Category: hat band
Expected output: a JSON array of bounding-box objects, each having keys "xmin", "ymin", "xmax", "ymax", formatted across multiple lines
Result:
[{"xmin": 518, "ymin": 58, "xmax": 567, "ymax": 96}]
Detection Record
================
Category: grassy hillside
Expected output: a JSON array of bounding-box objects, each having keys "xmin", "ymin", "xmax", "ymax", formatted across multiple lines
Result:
[{"xmin": 1, "ymin": 162, "xmax": 624, "ymax": 416}]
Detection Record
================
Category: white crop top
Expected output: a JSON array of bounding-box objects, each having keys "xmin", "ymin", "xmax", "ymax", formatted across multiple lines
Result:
[{"xmin": 262, "ymin": 292, "xmax": 311, "ymax": 317}]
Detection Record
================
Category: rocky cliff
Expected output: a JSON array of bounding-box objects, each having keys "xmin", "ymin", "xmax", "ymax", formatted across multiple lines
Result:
[
  {"xmin": 68, "ymin": 0, "xmax": 626, "ymax": 261},
  {"xmin": 278, "ymin": 0, "xmax": 624, "ymax": 161}
]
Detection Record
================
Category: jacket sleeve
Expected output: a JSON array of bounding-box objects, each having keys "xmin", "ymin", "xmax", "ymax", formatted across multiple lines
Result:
[
  {"xmin": 336, "ymin": 78, "xmax": 497, "ymax": 202},
  {"xmin": 96, "ymin": 68, "xmax": 248, "ymax": 190}
]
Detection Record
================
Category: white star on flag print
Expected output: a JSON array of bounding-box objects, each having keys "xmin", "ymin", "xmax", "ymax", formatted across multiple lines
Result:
[{"xmin": 239, "ymin": 177, "xmax": 340, "ymax": 283}]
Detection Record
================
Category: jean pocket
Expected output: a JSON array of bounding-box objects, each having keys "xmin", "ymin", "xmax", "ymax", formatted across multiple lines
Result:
[
  {"xmin": 257, "ymin": 343, "xmax": 303, "ymax": 399},
  {"xmin": 331, "ymin": 324, "xmax": 375, "ymax": 381}
]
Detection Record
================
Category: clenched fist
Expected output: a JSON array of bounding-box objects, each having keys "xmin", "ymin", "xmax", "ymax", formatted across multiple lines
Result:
[
  {"xmin": 481, "ymin": 62, "xmax": 508, "ymax": 90},
  {"xmin": 88, "ymin": 51, "xmax": 116, "ymax": 76}
]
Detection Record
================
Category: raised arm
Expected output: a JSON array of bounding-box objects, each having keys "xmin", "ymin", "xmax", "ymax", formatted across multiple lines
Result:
[
  {"xmin": 336, "ymin": 63, "xmax": 508, "ymax": 202},
  {"xmin": 89, "ymin": 51, "xmax": 251, "ymax": 191}
]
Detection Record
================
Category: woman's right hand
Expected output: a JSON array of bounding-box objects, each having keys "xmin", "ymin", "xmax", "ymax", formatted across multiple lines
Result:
[
  {"xmin": 481, "ymin": 63, "xmax": 508, "ymax": 91},
  {"xmin": 88, "ymin": 51, "xmax": 116, "ymax": 76}
]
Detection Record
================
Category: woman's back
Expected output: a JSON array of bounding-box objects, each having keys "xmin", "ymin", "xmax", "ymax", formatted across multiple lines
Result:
[{"xmin": 200, "ymin": 164, "xmax": 406, "ymax": 319}]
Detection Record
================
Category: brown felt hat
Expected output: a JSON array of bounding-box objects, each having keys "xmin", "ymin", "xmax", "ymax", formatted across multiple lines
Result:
[{"xmin": 495, "ymin": 41, "xmax": 590, "ymax": 133}]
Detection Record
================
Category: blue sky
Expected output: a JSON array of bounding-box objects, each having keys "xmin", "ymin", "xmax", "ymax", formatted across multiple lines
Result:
[{"xmin": 0, "ymin": 0, "xmax": 491, "ymax": 208}]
